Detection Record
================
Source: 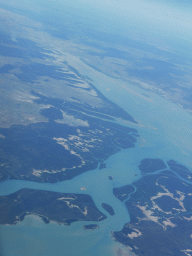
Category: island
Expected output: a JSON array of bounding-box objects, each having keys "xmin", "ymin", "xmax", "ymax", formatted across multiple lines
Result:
[
  {"xmin": 167, "ymin": 160, "xmax": 192, "ymax": 180},
  {"xmin": 83, "ymin": 224, "xmax": 99, "ymax": 230},
  {"xmin": 113, "ymin": 184, "xmax": 135, "ymax": 202},
  {"xmin": 102, "ymin": 203, "xmax": 115, "ymax": 216},
  {"xmin": 0, "ymin": 188, "xmax": 107, "ymax": 225}
]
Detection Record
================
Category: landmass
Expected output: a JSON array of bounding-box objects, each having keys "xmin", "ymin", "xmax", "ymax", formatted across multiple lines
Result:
[
  {"xmin": 138, "ymin": 158, "xmax": 167, "ymax": 174},
  {"xmin": 0, "ymin": 90, "xmax": 139, "ymax": 184},
  {"xmin": 113, "ymin": 159, "xmax": 192, "ymax": 256},
  {"xmin": 0, "ymin": 27, "xmax": 139, "ymax": 184},
  {"xmin": 102, "ymin": 203, "xmax": 115, "ymax": 216},
  {"xmin": 0, "ymin": 189, "xmax": 107, "ymax": 225},
  {"xmin": 0, "ymin": 3, "xmax": 192, "ymax": 256},
  {"xmin": 0, "ymin": 108, "xmax": 138, "ymax": 183}
]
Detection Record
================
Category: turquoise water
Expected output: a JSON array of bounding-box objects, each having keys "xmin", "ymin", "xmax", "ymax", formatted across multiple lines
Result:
[{"xmin": 1, "ymin": 60, "xmax": 192, "ymax": 256}]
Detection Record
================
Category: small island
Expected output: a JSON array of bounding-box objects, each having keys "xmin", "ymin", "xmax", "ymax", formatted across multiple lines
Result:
[
  {"xmin": 102, "ymin": 203, "xmax": 115, "ymax": 216},
  {"xmin": 83, "ymin": 224, "xmax": 99, "ymax": 230},
  {"xmin": 113, "ymin": 184, "xmax": 135, "ymax": 202}
]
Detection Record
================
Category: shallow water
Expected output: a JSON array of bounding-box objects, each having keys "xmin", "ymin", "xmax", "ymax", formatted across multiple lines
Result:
[{"xmin": 1, "ymin": 59, "xmax": 192, "ymax": 256}]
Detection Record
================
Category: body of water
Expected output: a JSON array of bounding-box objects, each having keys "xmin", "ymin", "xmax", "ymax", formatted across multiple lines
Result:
[{"xmin": 1, "ymin": 57, "xmax": 192, "ymax": 256}]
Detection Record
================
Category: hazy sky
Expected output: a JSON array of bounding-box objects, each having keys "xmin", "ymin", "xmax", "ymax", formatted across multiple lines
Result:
[
  {"xmin": 2, "ymin": 0, "xmax": 192, "ymax": 39},
  {"xmin": 56, "ymin": 0, "xmax": 191, "ymax": 29},
  {"xmin": 41, "ymin": 0, "xmax": 191, "ymax": 47},
  {"xmin": 1, "ymin": 0, "xmax": 191, "ymax": 55}
]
